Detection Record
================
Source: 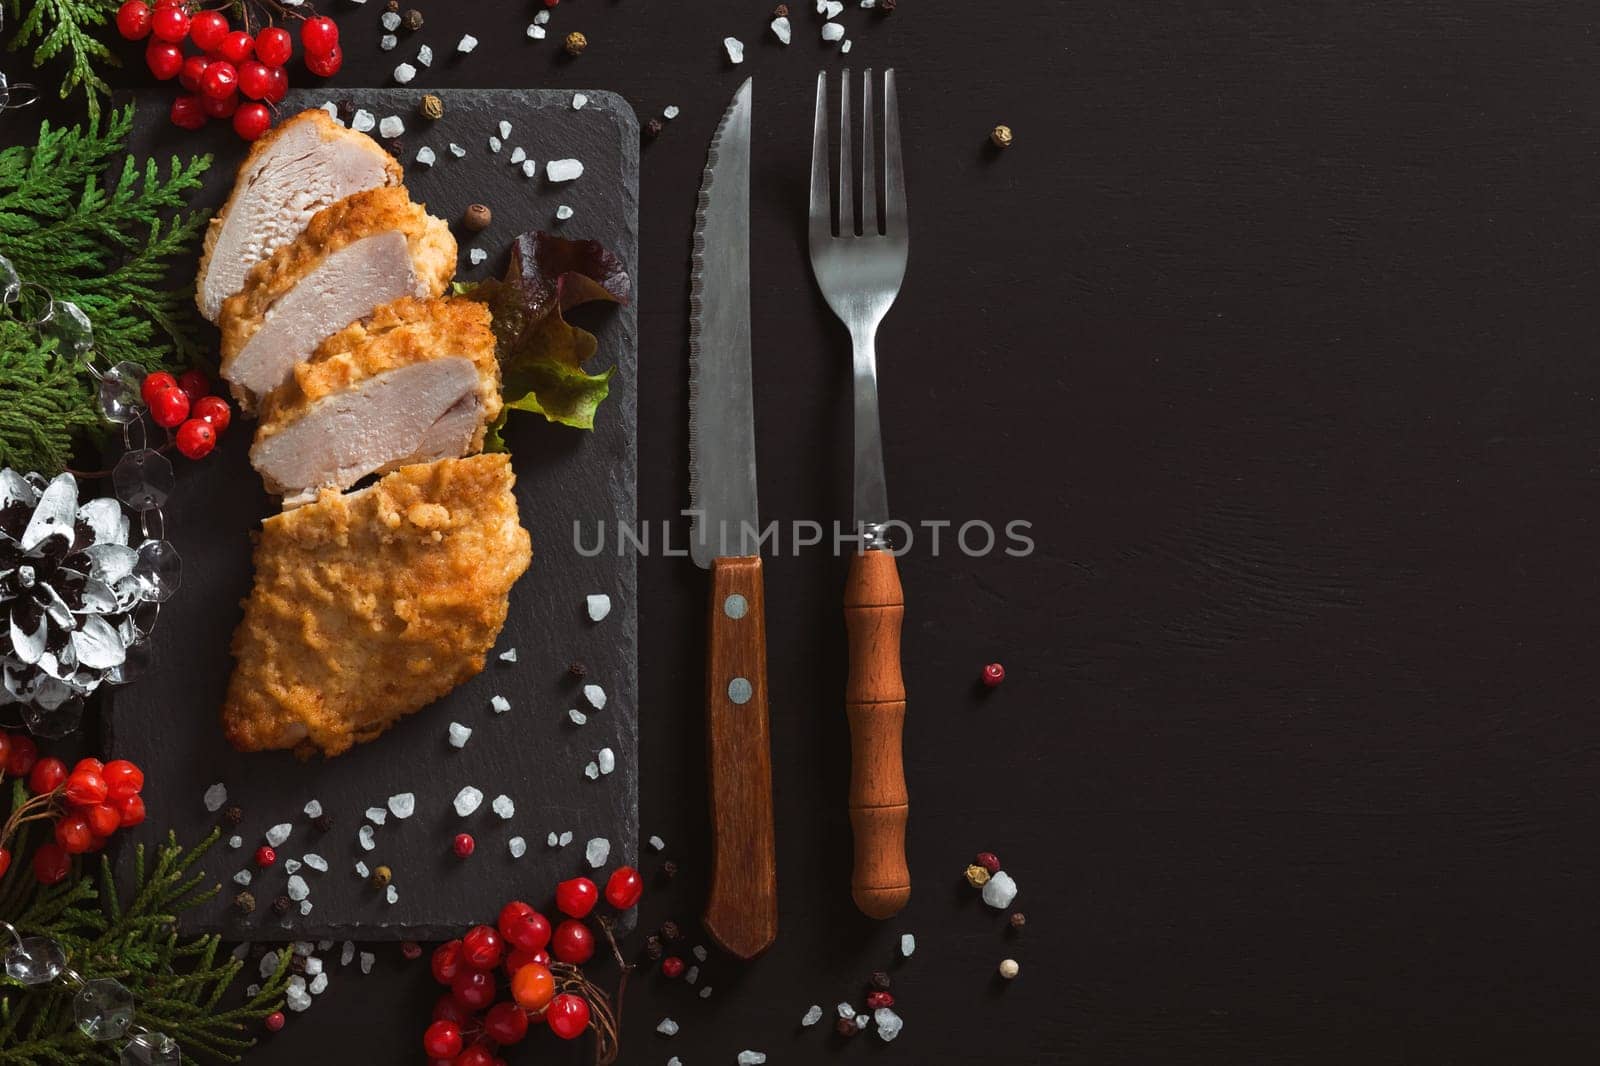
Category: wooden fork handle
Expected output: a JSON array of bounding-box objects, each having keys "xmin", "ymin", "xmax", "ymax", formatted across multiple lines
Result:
[
  {"xmin": 702, "ymin": 555, "xmax": 778, "ymax": 959},
  {"xmin": 844, "ymin": 548, "xmax": 910, "ymax": 919}
]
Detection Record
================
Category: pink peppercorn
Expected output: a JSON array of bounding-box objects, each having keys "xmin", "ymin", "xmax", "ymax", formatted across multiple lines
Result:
[{"xmin": 982, "ymin": 662, "xmax": 1005, "ymax": 687}]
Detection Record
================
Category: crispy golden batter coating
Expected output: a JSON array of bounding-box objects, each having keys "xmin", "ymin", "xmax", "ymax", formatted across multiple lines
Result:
[
  {"xmin": 254, "ymin": 296, "xmax": 502, "ymax": 440},
  {"xmin": 222, "ymin": 454, "xmax": 532, "ymax": 758},
  {"xmin": 217, "ymin": 186, "xmax": 457, "ymax": 386}
]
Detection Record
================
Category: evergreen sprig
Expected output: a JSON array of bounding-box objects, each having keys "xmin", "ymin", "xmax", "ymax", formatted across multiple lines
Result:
[
  {"xmin": 2, "ymin": 0, "xmax": 121, "ymax": 123},
  {"xmin": 0, "ymin": 104, "xmax": 213, "ymax": 474},
  {"xmin": 0, "ymin": 787, "xmax": 289, "ymax": 1065}
]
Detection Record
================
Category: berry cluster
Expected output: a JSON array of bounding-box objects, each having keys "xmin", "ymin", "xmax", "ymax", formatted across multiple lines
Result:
[
  {"xmin": 114, "ymin": 1, "xmax": 343, "ymax": 141},
  {"xmin": 0, "ymin": 732, "xmax": 147, "ymax": 885},
  {"xmin": 421, "ymin": 867, "xmax": 643, "ymax": 1064},
  {"xmin": 141, "ymin": 369, "xmax": 233, "ymax": 460}
]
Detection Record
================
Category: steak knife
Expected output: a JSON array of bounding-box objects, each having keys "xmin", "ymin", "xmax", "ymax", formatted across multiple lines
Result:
[{"xmin": 689, "ymin": 77, "xmax": 778, "ymax": 960}]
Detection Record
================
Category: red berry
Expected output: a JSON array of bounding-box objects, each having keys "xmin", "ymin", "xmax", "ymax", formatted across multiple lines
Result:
[
  {"xmin": 233, "ymin": 102, "xmax": 271, "ymax": 141},
  {"xmin": 982, "ymin": 662, "xmax": 1005, "ymax": 687},
  {"xmin": 660, "ymin": 955, "xmax": 685, "ymax": 978},
  {"xmin": 262, "ymin": 65, "xmax": 288, "ymax": 103},
  {"xmin": 455, "ymin": 1047, "xmax": 495, "ymax": 1066},
  {"xmin": 146, "ymin": 39, "xmax": 184, "ymax": 81},
  {"xmin": 27, "ymin": 756, "xmax": 67, "ymax": 796},
  {"xmin": 300, "ymin": 16, "xmax": 338, "ymax": 56},
  {"xmin": 200, "ymin": 60, "xmax": 237, "ymax": 99},
  {"xmin": 218, "ymin": 29, "xmax": 254, "ymax": 63},
  {"xmin": 149, "ymin": 3, "xmax": 188, "ymax": 42},
  {"xmin": 432, "ymin": 994, "xmax": 471, "ymax": 1025},
  {"xmin": 175, "ymin": 368, "xmax": 209, "ymax": 402},
  {"xmin": 866, "ymin": 990, "xmax": 895, "ymax": 1009},
  {"xmin": 116, "ymin": 1, "xmax": 153, "ymax": 40},
  {"xmin": 0, "ymin": 848, "xmax": 10, "ymax": 880},
  {"xmin": 256, "ymin": 27, "xmax": 293, "ymax": 67},
  {"xmin": 450, "ymin": 966, "xmax": 496, "ymax": 1011},
  {"xmin": 305, "ymin": 43, "xmax": 342, "ymax": 78},
  {"xmin": 975, "ymin": 850, "xmax": 1001, "ymax": 874},
  {"xmin": 604, "ymin": 866, "xmax": 643, "ymax": 909},
  {"xmin": 238, "ymin": 60, "xmax": 272, "ymax": 100},
  {"xmin": 498, "ymin": 901, "xmax": 552, "ymax": 952},
  {"xmin": 148, "ymin": 383, "xmax": 190, "ymax": 427},
  {"xmin": 87, "ymin": 803, "xmax": 122, "ymax": 838},
  {"xmin": 72, "ymin": 757, "xmax": 103, "ymax": 776},
  {"xmin": 430, "ymin": 940, "xmax": 463, "ymax": 985},
  {"xmin": 421, "ymin": 1020, "xmax": 462, "ymax": 1059},
  {"xmin": 64, "ymin": 768, "xmax": 108, "ymax": 807},
  {"xmin": 503, "ymin": 946, "xmax": 548, "ymax": 976},
  {"xmin": 5, "ymin": 734, "xmax": 37, "ymax": 776},
  {"xmin": 545, "ymin": 993, "xmax": 590, "ymax": 1040},
  {"xmin": 551, "ymin": 920, "xmax": 594, "ymax": 964},
  {"xmin": 264, "ymin": 1011, "xmax": 286, "ymax": 1032},
  {"xmin": 175, "ymin": 418, "xmax": 216, "ymax": 460},
  {"xmin": 103, "ymin": 759, "xmax": 144, "ymax": 801},
  {"xmin": 460, "ymin": 924, "xmax": 502, "ymax": 970},
  {"xmin": 555, "ymin": 876, "xmax": 598, "ymax": 918},
  {"xmin": 55, "ymin": 814, "xmax": 94, "ymax": 854},
  {"xmin": 483, "ymin": 1001, "xmax": 529, "ymax": 1045},
  {"xmin": 255, "ymin": 845, "xmax": 276, "ymax": 867},
  {"xmin": 188, "ymin": 10, "xmax": 229, "ymax": 51},
  {"xmin": 33, "ymin": 842, "xmax": 70, "ymax": 885},
  {"xmin": 115, "ymin": 794, "xmax": 146, "ymax": 828},
  {"xmin": 453, "ymin": 832, "xmax": 475, "ymax": 859},
  {"xmin": 170, "ymin": 93, "xmax": 206, "ymax": 130},
  {"xmin": 201, "ymin": 91, "xmax": 239, "ymax": 120},
  {"xmin": 0, "ymin": 733, "xmax": 12, "ymax": 769},
  {"xmin": 178, "ymin": 54, "xmax": 210, "ymax": 92}
]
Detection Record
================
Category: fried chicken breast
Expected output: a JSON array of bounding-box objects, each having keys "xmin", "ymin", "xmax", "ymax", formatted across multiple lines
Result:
[{"xmin": 222, "ymin": 454, "xmax": 531, "ymax": 758}]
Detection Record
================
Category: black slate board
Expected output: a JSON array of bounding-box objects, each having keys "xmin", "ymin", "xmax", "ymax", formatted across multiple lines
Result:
[{"xmin": 105, "ymin": 89, "xmax": 639, "ymax": 940}]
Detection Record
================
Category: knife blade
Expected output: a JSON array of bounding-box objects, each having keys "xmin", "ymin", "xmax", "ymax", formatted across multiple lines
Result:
[{"xmin": 689, "ymin": 77, "xmax": 778, "ymax": 960}]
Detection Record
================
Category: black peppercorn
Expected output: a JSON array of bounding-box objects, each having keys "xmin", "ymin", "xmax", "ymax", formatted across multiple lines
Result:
[
  {"xmin": 289, "ymin": 955, "xmax": 308, "ymax": 975},
  {"xmin": 222, "ymin": 804, "xmax": 243, "ymax": 827},
  {"xmin": 462, "ymin": 203, "xmax": 492, "ymax": 232},
  {"xmin": 233, "ymin": 890, "xmax": 256, "ymax": 915},
  {"xmin": 643, "ymin": 118, "xmax": 664, "ymax": 141},
  {"xmin": 773, "ymin": 2, "xmax": 789, "ymax": 14},
  {"xmin": 271, "ymin": 895, "xmax": 291, "ymax": 916},
  {"xmin": 659, "ymin": 920, "xmax": 681, "ymax": 941},
  {"xmin": 384, "ymin": 137, "xmax": 404, "ymax": 156},
  {"xmin": 336, "ymin": 99, "xmax": 356, "ymax": 123},
  {"xmin": 644, "ymin": 934, "xmax": 663, "ymax": 960},
  {"xmin": 564, "ymin": 31, "xmax": 588, "ymax": 56},
  {"xmin": 879, "ymin": 0, "xmax": 896, "ymax": 10},
  {"xmin": 402, "ymin": 8, "xmax": 423, "ymax": 31},
  {"xmin": 660, "ymin": 859, "xmax": 679, "ymax": 880},
  {"xmin": 568, "ymin": 660, "xmax": 588, "ymax": 679},
  {"xmin": 312, "ymin": 812, "xmax": 334, "ymax": 833},
  {"xmin": 870, "ymin": 970, "xmax": 891, "ymax": 991},
  {"xmin": 835, "ymin": 1016, "xmax": 859, "ymax": 1037},
  {"xmin": 385, "ymin": 0, "xmax": 399, "ymax": 10},
  {"xmin": 1009, "ymin": 911, "xmax": 1026, "ymax": 930}
]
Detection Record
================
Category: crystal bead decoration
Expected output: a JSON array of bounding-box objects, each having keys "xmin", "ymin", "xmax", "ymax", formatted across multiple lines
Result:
[
  {"xmin": 120, "ymin": 1032, "xmax": 181, "ymax": 1066},
  {"xmin": 3, "ymin": 935, "xmax": 66, "ymax": 985},
  {"xmin": 112, "ymin": 449, "xmax": 173, "ymax": 512},
  {"xmin": 75, "ymin": 978, "xmax": 136, "ymax": 1041},
  {"xmin": 0, "ymin": 252, "xmax": 19, "ymax": 305},
  {"xmin": 131, "ymin": 539, "xmax": 181, "ymax": 603},
  {"xmin": 40, "ymin": 298, "xmax": 94, "ymax": 358},
  {"xmin": 97, "ymin": 362, "xmax": 147, "ymax": 425},
  {"xmin": 23, "ymin": 694, "xmax": 84, "ymax": 739}
]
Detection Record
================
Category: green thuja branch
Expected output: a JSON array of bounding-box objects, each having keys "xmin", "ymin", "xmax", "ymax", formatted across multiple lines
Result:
[
  {"xmin": 0, "ymin": 792, "xmax": 289, "ymax": 1065},
  {"xmin": 2, "ymin": 0, "xmax": 121, "ymax": 123},
  {"xmin": 0, "ymin": 104, "xmax": 213, "ymax": 474}
]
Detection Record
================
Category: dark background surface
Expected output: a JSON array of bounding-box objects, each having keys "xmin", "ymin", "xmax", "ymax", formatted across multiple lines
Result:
[{"xmin": 11, "ymin": 0, "xmax": 1599, "ymax": 1062}]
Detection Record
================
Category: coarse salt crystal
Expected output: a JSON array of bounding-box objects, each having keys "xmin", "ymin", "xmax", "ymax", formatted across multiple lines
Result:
[
  {"xmin": 700, "ymin": 986, "xmax": 713, "ymax": 998},
  {"xmin": 856, "ymin": 1013, "xmax": 870, "ymax": 1029},
  {"xmin": 458, "ymin": 34, "xmax": 478, "ymax": 53},
  {"xmin": 724, "ymin": 36, "xmax": 745, "ymax": 64},
  {"xmin": 546, "ymin": 158, "xmax": 584, "ymax": 182},
  {"xmin": 284, "ymin": 859, "xmax": 302, "ymax": 874},
  {"xmin": 266, "ymin": 823, "xmax": 292, "ymax": 847},
  {"xmin": 320, "ymin": 101, "xmax": 341, "ymax": 124},
  {"xmin": 583, "ymin": 761, "xmax": 599, "ymax": 780},
  {"xmin": 286, "ymin": 987, "xmax": 312, "ymax": 1012},
  {"xmin": 245, "ymin": 982, "xmax": 259, "ymax": 996},
  {"xmin": 390, "ymin": 792, "xmax": 416, "ymax": 818},
  {"xmin": 393, "ymin": 63, "xmax": 416, "ymax": 84},
  {"xmin": 303, "ymin": 853, "xmax": 328, "ymax": 872},
  {"xmin": 303, "ymin": 799, "xmax": 322, "ymax": 818},
  {"xmin": 982, "ymin": 870, "xmax": 1017, "ymax": 908},
  {"xmin": 583, "ymin": 683, "xmax": 606, "ymax": 709},
  {"xmin": 586, "ymin": 593, "xmax": 611, "ymax": 621},
  {"xmin": 900, "ymin": 933, "xmax": 916, "ymax": 957},
  {"xmin": 527, "ymin": 23, "xmax": 546, "ymax": 39},
  {"xmin": 449, "ymin": 143, "xmax": 466, "ymax": 158},
  {"xmin": 298, "ymin": 901, "xmax": 312, "ymax": 916},
  {"xmin": 656, "ymin": 1018, "xmax": 680, "ymax": 1036},
  {"xmin": 352, "ymin": 110, "xmax": 375, "ymax": 133},
  {"xmin": 559, "ymin": 830, "xmax": 573, "ymax": 846},
  {"xmin": 259, "ymin": 951, "xmax": 279, "ymax": 979},
  {"xmin": 535, "ymin": 9, "xmax": 550, "ymax": 23},
  {"xmin": 522, "ymin": 160, "xmax": 538, "ymax": 178},
  {"xmin": 771, "ymin": 16, "xmax": 792, "ymax": 44},
  {"xmin": 309, "ymin": 972, "xmax": 328, "ymax": 995},
  {"xmin": 568, "ymin": 708, "xmax": 587, "ymax": 725},
  {"xmin": 685, "ymin": 965, "xmax": 699, "ymax": 984},
  {"xmin": 317, "ymin": 940, "xmax": 333, "ymax": 951},
  {"xmin": 469, "ymin": 248, "xmax": 488, "ymax": 266},
  {"xmin": 837, "ymin": 1002, "xmax": 855, "ymax": 1019},
  {"xmin": 556, "ymin": 205, "xmax": 574, "ymax": 221},
  {"xmin": 822, "ymin": 22, "xmax": 845, "ymax": 42},
  {"xmin": 572, "ymin": 93, "xmax": 589, "ymax": 110},
  {"xmin": 499, "ymin": 647, "xmax": 518, "ymax": 663},
  {"xmin": 228, "ymin": 835, "xmax": 242, "ymax": 849},
  {"xmin": 380, "ymin": 10, "xmax": 400, "ymax": 30},
  {"xmin": 663, "ymin": 105, "xmax": 681, "ymax": 120},
  {"xmin": 341, "ymin": 942, "xmax": 355, "ymax": 966},
  {"xmin": 203, "ymin": 783, "xmax": 227, "ymax": 812},
  {"xmin": 417, "ymin": 45, "xmax": 433, "ymax": 67},
  {"xmin": 585, "ymin": 837, "xmax": 610, "ymax": 867},
  {"xmin": 490, "ymin": 694, "xmax": 510, "ymax": 713},
  {"xmin": 491, "ymin": 794, "xmax": 515, "ymax": 819},
  {"xmin": 875, "ymin": 1007, "xmax": 903, "ymax": 1041},
  {"xmin": 597, "ymin": 747, "xmax": 615, "ymax": 774},
  {"xmin": 354, "ymin": 862, "xmax": 369, "ymax": 879},
  {"xmin": 498, "ymin": 120, "xmax": 512, "ymax": 139},
  {"xmin": 378, "ymin": 116, "xmax": 405, "ymax": 138},
  {"xmin": 453, "ymin": 786, "xmax": 484, "ymax": 816},
  {"xmin": 823, "ymin": 0, "xmax": 844, "ymax": 17},
  {"xmin": 649, "ymin": 835, "xmax": 666, "ymax": 851},
  {"xmin": 510, "ymin": 146, "xmax": 527, "ymax": 165},
  {"xmin": 547, "ymin": 832, "xmax": 559, "ymax": 847},
  {"xmin": 304, "ymin": 956, "xmax": 322, "ymax": 976},
  {"xmin": 233, "ymin": 869, "xmax": 252, "ymax": 886},
  {"xmin": 286, "ymin": 875, "xmax": 309, "ymax": 901},
  {"xmin": 358, "ymin": 826, "xmax": 375, "ymax": 851},
  {"xmin": 509, "ymin": 836, "xmax": 527, "ymax": 858},
  {"xmin": 380, "ymin": 33, "xmax": 397, "ymax": 51},
  {"xmin": 448, "ymin": 721, "xmax": 472, "ymax": 747},
  {"xmin": 692, "ymin": 945, "xmax": 708, "ymax": 961},
  {"xmin": 366, "ymin": 807, "xmax": 388, "ymax": 826},
  {"xmin": 359, "ymin": 951, "xmax": 375, "ymax": 974},
  {"xmin": 415, "ymin": 146, "xmax": 436, "ymax": 167},
  {"xmin": 842, "ymin": 39, "xmax": 853, "ymax": 53},
  {"xmin": 736, "ymin": 1053, "xmax": 767, "ymax": 1066},
  {"xmin": 861, "ymin": 0, "xmax": 876, "ymax": 6},
  {"xmin": 489, "ymin": 136, "xmax": 502, "ymax": 153},
  {"xmin": 291, "ymin": 941, "xmax": 313, "ymax": 956},
  {"xmin": 386, "ymin": 884, "xmax": 398, "ymax": 904},
  {"xmin": 802, "ymin": 1005, "xmax": 823, "ymax": 1026}
]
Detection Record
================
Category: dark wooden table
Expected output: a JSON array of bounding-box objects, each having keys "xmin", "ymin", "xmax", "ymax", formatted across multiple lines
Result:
[{"xmin": 14, "ymin": 0, "xmax": 1599, "ymax": 1061}]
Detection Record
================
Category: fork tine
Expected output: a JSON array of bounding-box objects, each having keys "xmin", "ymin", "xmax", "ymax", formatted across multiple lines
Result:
[
  {"xmin": 862, "ymin": 69, "xmax": 878, "ymax": 235},
  {"xmin": 838, "ymin": 70, "xmax": 854, "ymax": 237},
  {"xmin": 882, "ymin": 68, "xmax": 907, "ymax": 237},
  {"xmin": 809, "ymin": 71, "xmax": 833, "ymax": 245}
]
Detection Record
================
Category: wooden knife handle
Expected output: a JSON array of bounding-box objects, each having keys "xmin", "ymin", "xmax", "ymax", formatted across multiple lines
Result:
[
  {"xmin": 844, "ymin": 548, "xmax": 910, "ymax": 919},
  {"xmin": 702, "ymin": 555, "xmax": 778, "ymax": 959}
]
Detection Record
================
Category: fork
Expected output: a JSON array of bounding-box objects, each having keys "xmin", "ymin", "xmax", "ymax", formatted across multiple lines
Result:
[{"xmin": 809, "ymin": 68, "xmax": 911, "ymax": 920}]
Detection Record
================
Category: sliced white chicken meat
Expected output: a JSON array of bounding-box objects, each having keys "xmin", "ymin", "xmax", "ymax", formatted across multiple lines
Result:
[
  {"xmin": 250, "ymin": 297, "xmax": 501, "ymax": 504},
  {"xmin": 195, "ymin": 108, "xmax": 401, "ymax": 322},
  {"xmin": 218, "ymin": 186, "xmax": 456, "ymax": 408}
]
